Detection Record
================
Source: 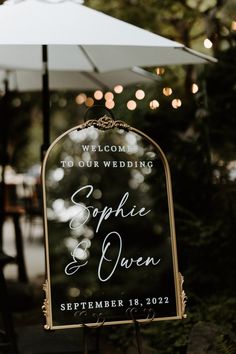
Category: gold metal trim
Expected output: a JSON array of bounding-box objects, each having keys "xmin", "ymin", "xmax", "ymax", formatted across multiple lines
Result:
[
  {"xmin": 42, "ymin": 280, "xmax": 50, "ymax": 330},
  {"xmin": 179, "ymin": 273, "xmax": 187, "ymax": 318},
  {"xmin": 48, "ymin": 315, "xmax": 183, "ymax": 330},
  {"xmin": 41, "ymin": 116, "xmax": 186, "ymax": 329},
  {"xmin": 78, "ymin": 115, "xmax": 130, "ymax": 131}
]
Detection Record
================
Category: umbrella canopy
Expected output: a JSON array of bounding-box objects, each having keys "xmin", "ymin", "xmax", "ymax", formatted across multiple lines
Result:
[
  {"xmin": 0, "ymin": 0, "xmax": 216, "ymax": 71},
  {"xmin": 0, "ymin": 0, "xmax": 217, "ymax": 155},
  {"xmin": 0, "ymin": 67, "xmax": 159, "ymax": 92}
]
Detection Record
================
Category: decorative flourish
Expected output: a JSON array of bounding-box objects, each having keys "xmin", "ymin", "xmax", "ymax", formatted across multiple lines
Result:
[
  {"xmin": 78, "ymin": 115, "xmax": 130, "ymax": 132},
  {"xmin": 126, "ymin": 307, "xmax": 155, "ymax": 325},
  {"xmin": 179, "ymin": 273, "xmax": 187, "ymax": 318},
  {"xmin": 74, "ymin": 310, "xmax": 105, "ymax": 328},
  {"xmin": 42, "ymin": 280, "xmax": 50, "ymax": 330}
]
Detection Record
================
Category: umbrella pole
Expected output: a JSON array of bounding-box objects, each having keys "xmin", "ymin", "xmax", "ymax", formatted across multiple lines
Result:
[
  {"xmin": 41, "ymin": 45, "xmax": 50, "ymax": 161},
  {"xmin": 0, "ymin": 78, "xmax": 9, "ymax": 250}
]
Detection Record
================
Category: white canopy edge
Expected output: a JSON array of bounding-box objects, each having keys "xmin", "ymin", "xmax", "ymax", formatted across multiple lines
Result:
[{"xmin": 0, "ymin": 67, "xmax": 160, "ymax": 91}]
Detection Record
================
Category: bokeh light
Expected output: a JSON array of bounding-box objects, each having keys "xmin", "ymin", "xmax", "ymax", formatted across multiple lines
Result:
[
  {"xmin": 75, "ymin": 93, "xmax": 87, "ymax": 105},
  {"xmin": 114, "ymin": 85, "xmax": 123, "ymax": 94},
  {"xmin": 12, "ymin": 97, "xmax": 22, "ymax": 107},
  {"xmin": 156, "ymin": 67, "xmax": 165, "ymax": 75},
  {"xmin": 105, "ymin": 100, "xmax": 115, "ymax": 109},
  {"xmin": 163, "ymin": 87, "xmax": 173, "ymax": 96},
  {"xmin": 105, "ymin": 92, "xmax": 114, "ymax": 101},
  {"xmin": 150, "ymin": 100, "xmax": 160, "ymax": 110},
  {"xmin": 58, "ymin": 98, "xmax": 67, "ymax": 108},
  {"xmin": 192, "ymin": 83, "xmax": 199, "ymax": 94},
  {"xmin": 94, "ymin": 90, "xmax": 103, "ymax": 100},
  {"xmin": 85, "ymin": 97, "xmax": 94, "ymax": 107},
  {"xmin": 135, "ymin": 89, "xmax": 145, "ymax": 100},
  {"xmin": 127, "ymin": 100, "xmax": 137, "ymax": 110},
  {"xmin": 172, "ymin": 99, "xmax": 182, "ymax": 109},
  {"xmin": 204, "ymin": 38, "xmax": 213, "ymax": 49}
]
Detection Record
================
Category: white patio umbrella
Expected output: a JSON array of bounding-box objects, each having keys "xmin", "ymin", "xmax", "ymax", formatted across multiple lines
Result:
[
  {"xmin": 0, "ymin": 0, "xmax": 216, "ymax": 150},
  {"xmin": 0, "ymin": 0, "xmax": 216, "ymax": 70}
]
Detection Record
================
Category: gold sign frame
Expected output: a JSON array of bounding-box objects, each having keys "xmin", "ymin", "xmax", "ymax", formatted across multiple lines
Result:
[{"xmin": 42, "ymin": 116, "xmax": 187, "ymax": 330}]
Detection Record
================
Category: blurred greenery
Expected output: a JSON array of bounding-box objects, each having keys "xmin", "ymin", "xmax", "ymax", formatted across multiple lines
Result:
[{"xmin": 0, "ymin": 0, "xmax": 236, "ymax": 353}]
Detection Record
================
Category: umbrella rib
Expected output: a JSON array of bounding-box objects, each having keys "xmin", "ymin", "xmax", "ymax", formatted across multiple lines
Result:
[
  {"xmin": 132, "ymin": 66, "xmax": 161, "ymax": 82},
  {"xmin": 180, "ymin": 47, "xmax": 217, "ymax": 63},
  {"xmin": 79, "ymin": 45, "xmax": 100, "ymax": 73},
  {"xmin": 80, "ymin": 71, "xmax": 109, "ymax": 91}
]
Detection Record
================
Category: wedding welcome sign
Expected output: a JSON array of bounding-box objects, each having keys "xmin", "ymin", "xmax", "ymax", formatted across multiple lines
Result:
[{"xmin": 42, "ymin": 116, "xmax": 186, "ymax": 329}]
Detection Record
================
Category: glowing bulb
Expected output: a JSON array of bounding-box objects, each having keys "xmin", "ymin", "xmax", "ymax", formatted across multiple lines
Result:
[
  {"xmin": 114, "ymin": 85, "xmax": 123, "ymax": 94},
  {"xmin": 105, "ymin": 92, "xmax": 114, "ymax": 101},
  {"xmin": 105, "ymin": 100, "xmax": 115, "ymax": 109},
  {"xmin": 94, "ymin": 90, "xmax": 103, "ymax": 100},
  {"xmin": 204, "ymin": 38, "xmax": 213, "ymax": 49},
  {"xmin": 156, "ymin": 67, "xmax": 165, "ymax": 75},
  {"xmin": 163, "ymin": 87, "xmax": 173, "ymax": 96},
  {"xmin": 75, "ymin": 93, "xmax": 87, "ymax": 105},
  {"xmin": 135, "ymin": 89, "xmax": 145, "ymax": 100},
  {"xmin": 85, "ymin": 97, "xmax": 94, "ymax": 107},
  {"xmin": 232, "ymin": 21, "xmax": 236, "ymax": 31},
  {"xmin": 192, "ymin": 83, "xmax": 199, "ymax": 94},
  {"xmin": 127, "ymin": 100, "xmax": 137, "ymax": 111},
  {"xmin": 172, "ymin": 99, "xmax": 182, "ymax": 109},
  {"xmin": 150, "ymin": 100, "xmax": 160, "ymax": 110}
]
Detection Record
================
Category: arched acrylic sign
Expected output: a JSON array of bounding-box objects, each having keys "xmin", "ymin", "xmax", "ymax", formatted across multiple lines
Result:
[{"xmin": 42, "ymin": 116, "xmax": 186, "ymax": 330}]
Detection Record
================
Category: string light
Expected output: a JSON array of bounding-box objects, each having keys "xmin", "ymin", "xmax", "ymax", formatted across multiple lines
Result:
[
  {"xmin": 75, "ymin": 93, "xmax": 87, "ymax": 105},
  {"xmin": 105, "ymin": 100, "xmax": 115, "ymax": 109},
  {"xmin": 127, "ymin": 100, "xmax": 137, "ymax": 111},
  {"xmin": 135, "ymin": 89, "xmax": 145, "ymax": 100},
  {"xmin": 156, "ymin": 67, "xmax": 165, "ymax": 75},
  {"xmin": 105, "ymin": 92, "xmax": 114, "ymax": 101},
  {"xmin": 94, "ymin": 90, "xmax": 103, "ymax": 100},
  {"xmin": 163, "ymin": 87, "xmax": 173, "ymax": 96},
  {"xmin": 85, "ymin": 97, "xmax": 94, "ymax": 107},
  {"xmin": 192, "ymin": 83, "xmax": 199, "ymax": 94},
  {"xmin": 150, "ymin": 100, "xmax": 160, "ymax": 110},
  {"xmin": 172, "ymin": 99, "xmax": 182, "ymax": 109},
  {"xmin": 114, "ymin": 85, "xmax": 123, "ymax": 94},
  {"xmin": 204, "ymin": 38, "xmax": 213, "ymax": 49}
]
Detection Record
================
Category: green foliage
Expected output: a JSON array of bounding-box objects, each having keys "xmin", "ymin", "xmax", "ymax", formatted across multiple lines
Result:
[
  {"xmin": 133, "ymin": 297, "xmax": 236, "ymax": 354},
  {"xmin": 215, "ymin": 335, "xmax": 236, "ymax": 354}
]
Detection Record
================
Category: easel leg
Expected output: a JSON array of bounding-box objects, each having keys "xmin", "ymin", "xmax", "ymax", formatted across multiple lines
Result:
[
  {"xmin": 95, "ymin": 327, "xmax": 101, "ymax": 354},
  {"xmin": 82, "ymin": 326, "xmax": 88, "ymax": 354},
  {"xmin": 82, "ymin": 327, "xmax": 101, "ymax": 354},
  {"xmin": 134, "ymin": 321, "xmax": 144, "ymax": 354},
  {"xmin": 76, "ymin": 310, "xmax": 105, "ymax": 354}
]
